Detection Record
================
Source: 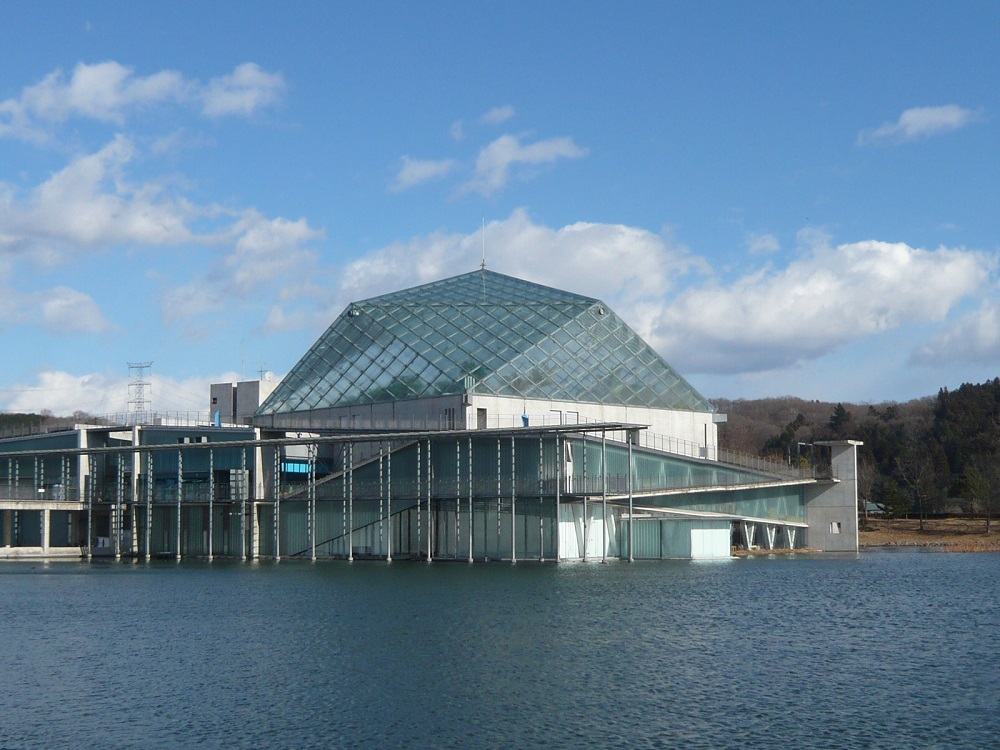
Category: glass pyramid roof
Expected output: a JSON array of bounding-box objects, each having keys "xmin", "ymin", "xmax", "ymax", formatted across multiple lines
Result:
[{"xmin": 257, "ymin": 270, "xmax": 714, "ymax": 415}]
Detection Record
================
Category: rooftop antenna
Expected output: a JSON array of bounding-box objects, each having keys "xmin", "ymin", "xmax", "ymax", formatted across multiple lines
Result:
[{"xmin": 481, "ymin": 216, "xmax": 487, "ymax": 302}]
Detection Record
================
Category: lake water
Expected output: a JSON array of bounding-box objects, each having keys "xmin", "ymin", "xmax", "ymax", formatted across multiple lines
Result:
[{"xmin": 1, "ymin": 551, "xmax": 997, "ymax": 749}]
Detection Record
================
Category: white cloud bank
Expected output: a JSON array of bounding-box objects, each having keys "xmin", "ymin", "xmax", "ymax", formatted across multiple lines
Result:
[
  {"xmin": 0, "ymin": 61, "xmax": 285, "ymax": 141},
  {"xmin": 2, "ymin": 135, "xmax": 194, "ymax": 258},
  {"xmin": 0, "ymin": 134, "xmax": 323, "ymax": 334},
  {"xmin": 323, "ymin": 214, "xmax": 995, "ymax": 378},
  {"xmin": 335, "ymin": 208, "xmax": 697, "ymax": 307},
  {"xmin": 1, "ymin": 370, "xmax": 241, "ymax": 415},
  {"xmin": 912, "ymin": 301, "xmax": 1000, "ymax": 366},
  {"xmin": 649, "ymin": 236, "xmax": 992, "ymax": 373},
  {"xmin": 7, "ymin": 207, "xmax": 997, "ymax": 414},
  {"xmin": 0, "ymin": 285, "xmax": 111, "ymax": 336},
  {"xmin": 858, "ymin": 104, "xmax": 981, "ymax": 145}
]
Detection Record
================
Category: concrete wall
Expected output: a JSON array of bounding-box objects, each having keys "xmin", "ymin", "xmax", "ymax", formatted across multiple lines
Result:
[
  {"xmin": 260, "ymin": 394, "xmax": 466, "ymax": 432},
  {"xmin": 212, "ymin": 380, "xmax": 280, "ymax": 424},
  {"xmin": 804, "ymin": 441, "xmax": 861, "ymax": 552},
  {"xmin": 210, "ymin": 383, "xmax": 236, "ymax": 423},
  {"xmin": 466, "ymin": 394, "xmax": 718, "ymax": 453}
]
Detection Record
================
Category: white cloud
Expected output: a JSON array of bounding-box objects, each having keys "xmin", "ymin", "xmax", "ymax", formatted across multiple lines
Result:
[
  {"xmin": 261, "ymin": 303, "xmax": 311, "ymax": 333},
  {"xmin": 0, "ymin": 136, "xmax": 323, "ymax": 337},
  {"xmin": 0, "ymin": 61, "xmax": 284, "ymax": 140},
  {"xmin": 1, "ymin": 369, "xmax": 243, "ymax": 415},
  {"xmin": 462, "ymin": 134, "xmax": 588, "ymax": 196},
  {"xmin": 1, "ymin": 370, "xmax": 124, "ymax": 415},
  {"xmin": 912, "ymin": 301, "xmax": 1000, "ymax": 366},
  {"xmin": 226, "ymin": 213, "xmax": 322, "ymax": 293},
  {"xmin": 449, "ymin": 120, "xmax": 465, "ymax": 141},
  {"xmin": 0, "ymin": 135, "xmax": 322, "ymax": 333},
  {"xmin": 479, "ymin": 105, "xmax": 515, "ymax": 125},
  {"xmin": 160, "ymin": 279, "xmax": 224, "ymax": 325},
  {"xmin": 0, "ymin": 136, "xmax": 195, "ymax": 259},
  {"xmin": 747, "ymin": 232, "xmax": 780, "ymax": 255},
  {"xmin": 161, "ymin": 211, "xmax": 323, "ymax": 326},
  {"xmin": 200, "ymin": 63, "xmax": 285, "ymax": 118},
  {"xmin": 858, "ymin": 104, "xmax": 980, "ymax": 145},
  {"xmin": 391, "ymin": 156, "xmax": 457, "ymax": 192},
  {"xmin": 334, "ymin": 209, "xmax": 699, "ymax": 313},
  {"xmin": 38, "ymin": 287, "xmax": 111, "ymax": 334},
  {"xmin": 649, "ymin": 238, "xmax": 992, "ymax": 374},
  {"xmin": 0, "ymin": 61, "xmax": 188, "ymax": 140},
  {"xmin": 0, "ymin": 282, "xmax": 111, "ymax": 335}
]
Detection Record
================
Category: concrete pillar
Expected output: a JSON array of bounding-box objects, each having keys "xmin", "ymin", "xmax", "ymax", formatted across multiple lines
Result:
[
  {"xmin": 805, "ymin": 440, "xmax": 862, "ymax": 552},
  {"xmin": 251, "ymin": 502, "xmax": 260, "ymax": 560},
  {"xmin": 41, "ymin": 509, "xmax": 50, "ymax": 553}
]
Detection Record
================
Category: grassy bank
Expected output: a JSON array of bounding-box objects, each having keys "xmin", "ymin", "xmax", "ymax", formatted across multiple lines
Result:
[{"xmin": 860, "ymin": 517, "xmax": 1000, "ymax": 552}]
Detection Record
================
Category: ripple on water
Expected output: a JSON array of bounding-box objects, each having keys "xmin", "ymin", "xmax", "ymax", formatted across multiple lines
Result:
[{"xmin": 0, "ymin": 553, "xmax": 998, "ymax": 749}]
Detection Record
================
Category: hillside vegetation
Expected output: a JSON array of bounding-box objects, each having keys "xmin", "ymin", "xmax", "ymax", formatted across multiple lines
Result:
[{"xmin": 715, "ymin": 379, "xmax": 1000, "ymax": 532}]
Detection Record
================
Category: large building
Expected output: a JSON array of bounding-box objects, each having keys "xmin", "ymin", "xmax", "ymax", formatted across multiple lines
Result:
[
  {"xmin": 255, "ymin": 270, "xmax": 722, "ymax": 446},
  {"xmin": 0, "ymin": 269, "xmax": 860, "ymax": 561}
]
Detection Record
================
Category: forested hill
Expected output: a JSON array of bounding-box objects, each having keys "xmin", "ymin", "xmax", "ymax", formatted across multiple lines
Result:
[{"xmin": 714, "ymin": 378, "xmax": 1000, "ymax": 520}]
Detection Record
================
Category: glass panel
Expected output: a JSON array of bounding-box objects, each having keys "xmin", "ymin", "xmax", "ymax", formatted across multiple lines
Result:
[{"xmin": 256, "ymin": 269, "xmax": 715, "ymax": 415}]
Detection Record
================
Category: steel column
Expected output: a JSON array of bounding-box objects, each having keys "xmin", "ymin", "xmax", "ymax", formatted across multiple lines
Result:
[
  {"xmin": 602, "ymin": 431, "xmax": 608, "ymax": 563},
  {"xmin": 416, "ymin": 441, "xmax": 421, "ymax": 559},
  {"xmin": 241, "ymin": 446, "xmax": 248, "ymax": 561},
  {"xmin": 208, "ymin": 448, "xmax": 214, "ymax": 562},
  {"xmin": 510, "ymin": 435, "xmax": 516, "ymax": 564},
  {"xmin": 115, "ymin": 453, "xmax": 124, "ymax": 561},
  {"xmin": 386, "ymin": 447, "xmax": 392, "ymax": 563},
  {"xmin": 582, "ymin": 436, "xmax": 588, "ymax": 562},
  {"xmin": 348, "ymin": 441, "xmax": 354, "ymax": 562},
  {"xmin": 378, "ymin": 444, "xmax": 384, "ymax": 558},
  {"xmin": 87, "ymin": 454, "xmax": 95, "ymax": 560},
  {"xmin": 273, "ymin": 446, "xmax": 281, "ymax": 561},
  {"xmin": 467, "ymin": 437, "xmax": 473, "ymax": 563},
  {"xmin": 538, "ymin": 435, "xmax": 544, "ymax": 561},
  {"xmin": 495, "ymin": 437, "xmax": 501, "ymax": 560},
  {"xmin": 144, "ymin": 451, "xmax": 152, "ymax": 561},
  {"xmin": 176, "ymin": 448, "xmax": 183, "ymax": 561},
  {"xmin": 628, "ymin": 435, "xmax": 634, "ymax": 563},
  {"xmin": 341, "ymin": 444, "xmax": 347, "ymax": 558},
  {"xmin": 555, "ymin": 434, "xmax": 561, "ymax": 561},
  {"xmin": 425, "ymin": 439, "xmax": 432, "ymax": 562},
  {"xmin": 309, "ymin": 444, "xmax": 316, "ymax": 561}
]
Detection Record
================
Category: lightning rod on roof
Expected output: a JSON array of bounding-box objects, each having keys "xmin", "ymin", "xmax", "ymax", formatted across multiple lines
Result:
[{"xmin": 481, "ymin": 217, "xmax": 489, "ymax": 303}]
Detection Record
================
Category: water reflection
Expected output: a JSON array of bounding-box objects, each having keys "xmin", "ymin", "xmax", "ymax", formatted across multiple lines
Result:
[{"xmin": 0, "ymin": 553, "xmax": 997, "ymax": 749}]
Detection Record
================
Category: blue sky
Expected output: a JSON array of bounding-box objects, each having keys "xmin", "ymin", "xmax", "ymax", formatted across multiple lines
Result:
[{"xmin": 2, "ymin": 1, "xmax": 1000, "ymax": 415}]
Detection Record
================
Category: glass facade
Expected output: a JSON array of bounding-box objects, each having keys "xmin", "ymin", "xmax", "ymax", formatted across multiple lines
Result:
[{"xmin": 257, "ymin": 269, "xmax": 714, "ymax": 416}]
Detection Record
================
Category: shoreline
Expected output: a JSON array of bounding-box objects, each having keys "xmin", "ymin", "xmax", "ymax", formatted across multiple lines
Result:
[{"xmin": 859, "ymin": 517, "xmax": 1000, "ymax": 553}]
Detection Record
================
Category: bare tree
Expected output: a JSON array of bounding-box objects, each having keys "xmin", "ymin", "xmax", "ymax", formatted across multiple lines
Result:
[
  {"xmin": 857, "ymin": 452, "xmax": 876, "ymax": 526},
  {"xmin": 896, "ymin": 444, "xmax": 937, "ymax": 532}
]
